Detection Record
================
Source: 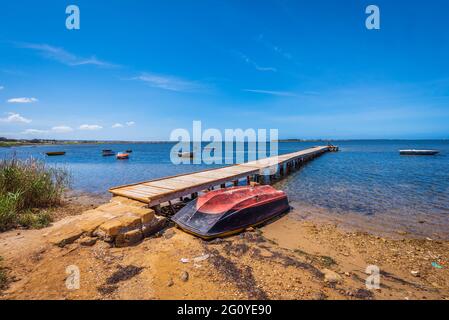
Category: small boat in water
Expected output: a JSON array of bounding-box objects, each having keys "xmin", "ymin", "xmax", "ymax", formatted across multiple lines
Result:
[
  {"xmin": 172, "ymin": 185, "xmax": 290, "ymax": 239},
  {"xmin": 399, "ymin": 149, "xmax": 439, "ymax": 156},
  {"xmin": 116, "ymin": 152, "xmax": 129, "ymax": 160},
  {"xmin": 46, "ymin": 151, "xmax": 66, "ymax": 156},
  {"xmin": 178, "ymin": 151, "xmax": 194, "ymax": 158},
  {"xmin": 126, "ymin": 149, "xmax": 133, "ymax": 153},
  {"xmin": 102, "ymin": 149, "xmax": 115, "ymax": 156}
]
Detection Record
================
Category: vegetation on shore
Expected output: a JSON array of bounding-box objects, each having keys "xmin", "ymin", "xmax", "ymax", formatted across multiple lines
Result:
[
  {"xmin": 0, "ymin": 137, "xmax": 173, "ymax": 147},
  {"xmin": 0, "ymin": 256, "xmax": 6, "ymax": 291},
  {"xmin": 0, "ymin": 157, "xmax": 70, "ymax": 231},
  {"xmin": 0, "ymin": 137, "xmax": 103, "ymax": 147}
]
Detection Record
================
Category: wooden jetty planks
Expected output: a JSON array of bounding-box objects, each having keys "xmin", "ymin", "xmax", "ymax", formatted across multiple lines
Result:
[{"xmin": 109, "ymin": 146, "xmax": 331, "ymax": 206}]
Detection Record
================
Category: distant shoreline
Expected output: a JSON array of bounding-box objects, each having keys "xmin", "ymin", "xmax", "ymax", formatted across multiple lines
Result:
[{"xmin": 1, "ymin": 138, "xmax": 448, "ymax": 148}]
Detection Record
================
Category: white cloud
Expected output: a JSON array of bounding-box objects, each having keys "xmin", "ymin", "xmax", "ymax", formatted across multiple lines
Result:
[
  {"xmin": 22, "ymin": 125, "xmax": 74, "ymax": 135},
  {"xmin": 243, "ymin": 89, "xmax": 297, "ymax": 97},
  {"xmin": 79, "ymin": 124, "xmax": 103, "ymax": 130},
  {"xmin": 112, "ymin": 121, "xmax": 134, "ymax": 128},
  {"xmin": 133, "ymin": 73, "xmax": 204, "ymax": 92},
  {"xmin": 17, "ymin": 43, "xmax": 116, "ymax": 68},
  {"xmin": 7, "ymin": 97, "xmax": 38, "ymax": 103},
  {"xmin": 0, "ymin": 112, "xmax": 32, "ymax": 123},
  {"xmin": 22, "ymin": 128, "xmax": 48, "ymax": 135},
  {"xmin": 235, "ymin": 52, "xmax": 277, "ymax": 72},
  {"xmin": 51, "ymin": 125, "xmax": 73, "ymax": 133},
  {"xmin": 0, "ymin": 86, "xmax": 4, "ymax": 90}
]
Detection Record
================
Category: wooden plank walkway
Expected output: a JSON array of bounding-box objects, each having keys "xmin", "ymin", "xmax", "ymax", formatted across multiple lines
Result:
[{"xmin": 109, "ymin": 146, "xmax": 332, "ymax": 207}]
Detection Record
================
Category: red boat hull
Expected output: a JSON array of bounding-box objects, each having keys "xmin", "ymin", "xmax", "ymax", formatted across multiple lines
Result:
[{"xmin": 172, "ymin": 185, "xmax": 290, "ymax": 239}]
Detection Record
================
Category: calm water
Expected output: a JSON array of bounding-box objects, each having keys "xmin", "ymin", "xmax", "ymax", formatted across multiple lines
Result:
[{"xmin": 1, "ymin": 140, "xmax": 448, "ymax": 220}]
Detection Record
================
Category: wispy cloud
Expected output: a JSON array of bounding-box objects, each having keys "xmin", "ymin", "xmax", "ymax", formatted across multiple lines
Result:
[
  {"xmin": 257, "ymin": 34, "xmax": 296, "ymax": 62},
  {"xmin": 7, "ymin": 97, "xmax": 38, "ymax": 103},
  {"xmin": 235, "ymin": 51, "xmax": 277, "ymax": 72},
  {"xmin": 243, "ymin": 89, "xmax": 297, "ymax": 97},
  {"xmin": 22, "ymin": 125, "xmax": 74, "ymax": 135},
  {"xmin": 51, "ymin": 125, "xmax": 73, "ymax": 133},
  {"xmin": 17, "ymin": 43, "xmax": 116, "ymax": 68},
  {"xmin": 0, "ymin": 69, "xmax": 27, "ymax": 77},
  {"xmin": 22, "ymin": 128, "xmax": 47, "ymax": 135},
  {"xmin": 112, "ymin": 121, "xmax": 135, "ymax": 128},
  {"xmin": 0, "ymin": 112, "xmax": 32, "ymax": 123},
  {"xmin": 0, "ymin": 86, "xmax": 4, "ymax": 90},
  {"xmin": 133, "ymin": 73, "xmax": 205, "ymax": 92},
  {"xmin": 79, "ymin": 124, "xmax": 103, "ymax": 130}
]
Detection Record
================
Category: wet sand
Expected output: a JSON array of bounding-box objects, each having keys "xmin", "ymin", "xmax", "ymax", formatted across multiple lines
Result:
[
  {"xmin": 287, "ymin": 201, "xmax": 449, "ymax": 240},
  {"xmin": 0, "ymin": 196, "xmax": 447, "ymax": 300}
]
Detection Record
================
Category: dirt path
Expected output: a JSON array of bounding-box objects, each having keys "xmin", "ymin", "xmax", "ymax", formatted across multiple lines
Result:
[{"xmin": 1, "ymin": 204, "xmax": 447, "ymax": 300}]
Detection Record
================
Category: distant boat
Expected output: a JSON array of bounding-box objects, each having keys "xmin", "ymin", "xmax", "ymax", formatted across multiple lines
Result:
[
  {"xmin": 46, "ymin": 151, "xmax": 66, "ymax": 156},
  {"xmin": 126, "ymin": 149, "xmax": 133, "ymax": 153},
  {"xmin": 102, "ymin": 149, "xmax": 115, "ymax": 156},
  {"xmin": 400, "ymin": 149, "xmax": 439, "ymax": 156},
  {"xmin": 116, "ymin": 152, "xmax": 129, "ymax": 160},
  {"xmin": 178, "ymin": 151, "xmax": 194, "ymax": 158}
]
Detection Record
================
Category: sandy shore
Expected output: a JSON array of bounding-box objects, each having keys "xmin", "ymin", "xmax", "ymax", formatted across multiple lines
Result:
[{"xmin": 0, "ymin": 194, "xmax": 448, "ymax": 300}]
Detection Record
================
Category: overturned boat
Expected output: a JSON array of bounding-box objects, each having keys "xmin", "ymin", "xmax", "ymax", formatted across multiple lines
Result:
[
  {"xmin": 400, "ymin": 149, "xmax": 439, "ymax": 156},
  {"xmin": 172, "ymin": 185, "xmax": 290, "ymax": 239}
]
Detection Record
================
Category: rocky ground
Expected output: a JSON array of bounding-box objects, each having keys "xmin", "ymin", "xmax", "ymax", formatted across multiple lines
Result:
[{"xmin": 0, "ymin": 196, "xmax": 447, "ymax": 300}]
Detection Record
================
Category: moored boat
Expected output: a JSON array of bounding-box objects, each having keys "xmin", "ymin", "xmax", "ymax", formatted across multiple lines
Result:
[
  {"xmin": 102, "ymin": 149, "xmax": 115, "ymax": 156},
  {"xmin": 126, "ymin": 149, "xmax": 133, "ymax": 153},
  {"xmin": 178, "ymin": 151, "xmax": 194, "ymax": 158},
  {"xmin": 45, "ymin": 151, "xmax": 66, "ymax": 156},
  {"xmin": 399, "ymin": 149, "xmax": 439, "ymax": 156},
  {"xmin": 116, "ymin": 152, "xmax": 129, "ymax": 160},
  {"xmin": 172, "ymin": 185, "xmax": 290, "ymax": 239}
]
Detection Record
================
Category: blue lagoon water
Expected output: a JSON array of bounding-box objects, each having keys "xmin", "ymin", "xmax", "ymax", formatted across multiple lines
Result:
[{"xmin": 1, "ymin": 140, "xmax": 448, "ymax": 235}]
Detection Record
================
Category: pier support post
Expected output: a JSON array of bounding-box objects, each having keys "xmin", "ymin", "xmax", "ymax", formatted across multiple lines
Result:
[
  {"xmin": 220, "ymin": 183, "xmax": 226, "ymax": 189},
  {"xmin": 261, "ymin": 175, "xmax": 270, "ymax": 185},
  {"xmin": 246, "ymin": 176, "xmax": 251, "ymax": 185},
  {"xmin": 152, "ymin": 204, "xmax": 161, "ymax": 215},
  {"xmin": 233, "ymin": 180, "xmax": 239, "ymax": 186}
]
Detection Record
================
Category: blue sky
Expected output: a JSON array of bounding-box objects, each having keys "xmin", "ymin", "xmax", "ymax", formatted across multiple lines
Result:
[{"xmin": 1, "ymin": 0, "xmax": 449, "ymax": 140}]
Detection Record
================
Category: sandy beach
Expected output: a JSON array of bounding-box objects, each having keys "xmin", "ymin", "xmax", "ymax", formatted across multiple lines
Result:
[{"xmin": 0, "ymin": 194, "xmax": 447, "ymax": 300}]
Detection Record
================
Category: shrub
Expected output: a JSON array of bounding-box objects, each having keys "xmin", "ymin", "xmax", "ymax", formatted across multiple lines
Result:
[{"xmin": 0, "ymin": 157, "xmax": 70, "ymax": 231}]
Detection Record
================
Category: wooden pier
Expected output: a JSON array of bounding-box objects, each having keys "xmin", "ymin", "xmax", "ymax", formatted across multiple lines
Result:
[
  {"xmin": 109, "ymin": 146, "xmax": 336, "ymax": 209},
  {"xmin": 45, "ymin": 145, "xmax": 337, "ymax": 247}
]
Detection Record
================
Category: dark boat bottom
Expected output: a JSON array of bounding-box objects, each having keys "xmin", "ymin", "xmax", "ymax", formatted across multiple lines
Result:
[{"xmin": 175, "ymin": 207, "xmax": 291, "ymax": 240}]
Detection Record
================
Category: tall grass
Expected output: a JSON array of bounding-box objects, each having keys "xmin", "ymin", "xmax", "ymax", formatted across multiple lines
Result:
[
  {"xmin": 0, "ymin": 157, "xmax": 70, "ymax": 231},
  {"xmin": 0, "ymin": 256, "xmax": 6, "ymax": 290}
]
